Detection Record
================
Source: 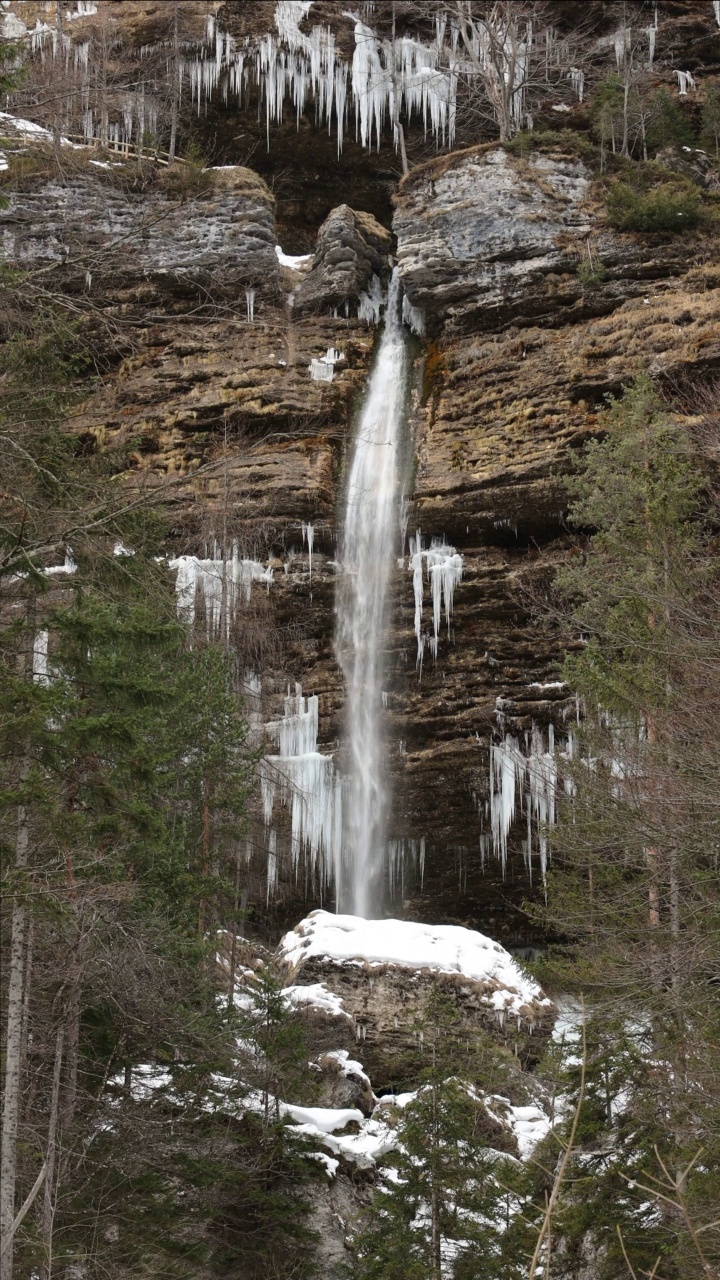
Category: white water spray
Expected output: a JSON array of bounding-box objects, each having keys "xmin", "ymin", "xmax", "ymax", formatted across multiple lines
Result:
[{"xmin": 335, "ymin": 269, "xmax": 407, "ymax": 916}]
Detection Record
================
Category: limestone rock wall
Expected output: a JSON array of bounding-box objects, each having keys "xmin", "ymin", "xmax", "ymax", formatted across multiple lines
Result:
[
  {"xmin": 4, "ymin": 138, "xmax": 719, "ymax": 943},
  {"xmin": 386, "ymin": 143, "xmax": 719, "ymax": 935}
]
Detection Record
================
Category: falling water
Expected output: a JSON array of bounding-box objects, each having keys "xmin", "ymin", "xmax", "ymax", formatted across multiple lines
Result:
[{"xmin": 335, "ymin": 270, "xmax": 408, "ymax": 916}]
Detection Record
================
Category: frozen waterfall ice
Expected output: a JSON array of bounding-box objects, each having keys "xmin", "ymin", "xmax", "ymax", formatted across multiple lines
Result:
[{"xmin": 335, "ymin": 269, "xmax": 408, "ymax": 917}]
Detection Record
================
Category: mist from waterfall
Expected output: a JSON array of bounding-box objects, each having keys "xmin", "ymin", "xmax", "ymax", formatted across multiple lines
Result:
[{"xmin": 335, "ymin": 269, "xmax": 408, "ymax": 917}]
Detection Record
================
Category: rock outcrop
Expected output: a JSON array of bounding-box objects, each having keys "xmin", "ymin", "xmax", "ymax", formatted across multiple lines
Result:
[
  {"xmin": 1, "ymin": 164, "xmax": 279, "ymax": 299},
  {"xmin": 293, "ymin": 203, "xmax": 391, "ymax": 314},
  {"xmin": 279, "ymin": 911, "xmax": 556, "ymax": 1088}
]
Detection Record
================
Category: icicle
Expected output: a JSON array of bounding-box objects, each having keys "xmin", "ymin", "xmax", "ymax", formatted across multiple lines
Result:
[
  {"xmin": 260, "ymin": 684, "xmax": 341, "ymax": 890},
  {"xmin": 357, "ymin": 274, "xmax": 384, "ymax": 325},
  {"xmin": 487, "ymin": 721, "xmax": 570, "ymax": 879},
  {"xmin": 169, "ymin": 549, "xmax": 273, "ymax": 637},
  {"xmin": 646, "ymin": 26, "xmax": 656, "ymax": 68},
  {"xmin": 674, "ymin": 70, "xmax": 697, "ymax": 95},
  {"xmin": 568, "ymin": 67, "xmax": 584, "ymax": 101},
  {"xmin": 309, "ymin": 347, "xmax": 342, "ymax": 381},
  {"xmin": 613, "ymin": 25, "xmax": 631, "ymax": 67},
  {"xmin": 714, "ymin": 1, "xmax": 720, "ymax": 27},
  {"xmin": 301, "ymin": 522, "xmax": 314, "ymax": 578},
  {"xmin": 266, "ymin": 828, "xmax": 277, "ymax": 904},
  {"xmin": 408, "ymin": 530, "xmax": 463, "ymax": 665},
  {"xmin": 402, "ymin": 294, "xmax": 426, "ymax": 335},
  {"xmin": 245, "ymin": 288, "xmax": 255, "ymax": 322}
]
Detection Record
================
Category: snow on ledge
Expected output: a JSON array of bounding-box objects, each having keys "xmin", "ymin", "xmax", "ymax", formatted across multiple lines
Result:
[{"xmin": 279, "ymin": 911, "xmax": 553, "ymax": 1019}]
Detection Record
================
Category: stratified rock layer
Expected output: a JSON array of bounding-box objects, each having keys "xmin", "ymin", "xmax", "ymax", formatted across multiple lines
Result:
[{"xmin": 4, "ymin": 136, "xmax": 718, "ymax": 942}]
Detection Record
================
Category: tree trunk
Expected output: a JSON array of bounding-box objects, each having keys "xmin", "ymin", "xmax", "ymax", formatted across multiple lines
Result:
[
  {"xmin": 0, "ymin": 759, "xmax": 32, "ymax": 1280},
  {"xmin": 167, "ymin": 2, "xmax": 179, "ymax": 164},
  {"xmin": 41, "ymin": 1025, "xmax": 65, "ymax": 1280}
]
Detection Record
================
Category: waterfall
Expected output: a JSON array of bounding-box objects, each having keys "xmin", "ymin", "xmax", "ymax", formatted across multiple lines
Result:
[{"xmin": 335, "ymin": 269, "xmax": 407, "ymax": 917}]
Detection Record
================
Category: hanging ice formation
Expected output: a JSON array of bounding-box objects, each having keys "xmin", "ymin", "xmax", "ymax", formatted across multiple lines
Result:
[
  {"xmin": 568, "ymin": 67, "xmax": 584, "ymax": 101},
  {"xmin": 613, "ymin": 25, "xmax": 632, "ymax": 67},
  {"xmin": 714, "ymin": 1, "xmax": 720, "ymax": 28},
  {"xmin": 408, "ymin": 530, "xmax": 463, "ymax": 668},
  {"xmin": 674, "ymin": 70, "xmax": 697, "ymax": 95},
  {"xmin": 481, "ymin": 724, "xmax": 577, "ymax": 881},
  {"xmin": 169, "ymin": 548, "xmax": 273, "ymax": 639},
  {"xmin": 335, "ymin": 269, "xmax": 408, "ymax": 917},
  {"xmin": 387, "ymin": 837, "xmax": 426, "ymax": 898},
  {"xmin": 245, "ymin": 289, "xmax": 255, "ymax": 323},
  {"xmin": 646, "ymin": 27, "xmax": 656, "ymax": 69},
  {"xmin": 402, "ymin": 295, "xmax": 426, "ymax": 336},
  {"xmin": 309, "ymin": 348, "xmax": 342, "ymax": 382},
  {"xmin": 357, "ymin": 275, "xmax": 384, "ymax": 326},
  {"xmin": 301, "ymin": 522, "xmax": 314, "ymax": 579},
  {"xmin": 21, "ymin": 1, "xmax": 545, "ymax": 159},
  {"xmin": 260, "ymin": 685, "xmax": 342, "ymax": 890}
]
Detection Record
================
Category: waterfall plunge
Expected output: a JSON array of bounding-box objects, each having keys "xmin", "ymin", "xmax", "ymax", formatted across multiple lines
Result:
[{"xmin": 335, "ymin": 270, "xmax": 408, "ymax": 917}]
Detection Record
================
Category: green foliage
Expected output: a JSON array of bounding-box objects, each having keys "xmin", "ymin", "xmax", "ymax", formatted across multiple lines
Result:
[
  {"xmin": 531, "ymin": 375, "xmax": 720, "ymax": 1278},
  {"xmin": 644, "ymin": 88, "xmax": 695, "ymax": 154},
  {"xmin": 701, "ymin": 84, "xmax": 720, "ymax": 158},
  {"xmin": 558, "ymin": 375, "xmax": 700, "ymax": 716},
  {"xmin": 237, "ymin": 967, "xmax": 319, "ymax": 1119},
  {"xmin": 605, "ymin": 177, "xmax": 701, "ymax": 232},
  {"xmin": 576, "ymin": 257, "xmax": 607, "ymax": 286},
  {"xmin": 505, "ymin": 129, "xmax": 596, "ymax": 160}
]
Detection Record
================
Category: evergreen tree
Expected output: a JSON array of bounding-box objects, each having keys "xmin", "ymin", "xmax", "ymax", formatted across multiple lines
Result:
[{"xmin": 534, "ymin": 376, "xmax": 720, "ymax": 1278}]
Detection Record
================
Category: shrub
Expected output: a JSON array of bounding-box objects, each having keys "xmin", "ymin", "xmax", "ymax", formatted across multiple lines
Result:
[
  {"xmin": 577, "ymin": 258, "xmax": 607, "ymax": 286},
  {"xmin": 605, "ymin": 180, "xmax": 701, "ymax": 232}
]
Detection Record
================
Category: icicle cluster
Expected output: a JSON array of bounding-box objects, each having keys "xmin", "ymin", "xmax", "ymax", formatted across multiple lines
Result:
[
  {"xmin": 169, "ymin": 548, "xmax": 273, "ymax": 638},
  {"xmin": 568, "ymin": 67, "xmax": 584, "ymax": 101},
  {"xmin": 387, "ymin": 837, "xmax": 426, "ymax": 898},
  {"xmin": 674, "ymin": 70, "xmax": 697, "ymax": 95},
  {"xmin": 301, "ymin": 522, "xmax": 314, "ymax": 578},
  {"xmin": 613, "ymin": 25, "xmax": 632, "ymax": 67},
  {"xmin": 402, "ymin": 294, "xmax": 426, "ymax": 336},
  {"xmin": 408, "ymin": 530, "xmax": 463, "ymax": 668},
  {"xmin": 482, "ymin": 724, "xmax": 577, "ymax": 880},
  {"xmin": 715, "ymin": 1, "xmax": 720, "ymax": 29},
  {"xmin": 309, "ymin": 347, "xmax": 342, "ymax": 381},
  {"xmin": 357, "ymin": 274, "xmax": 384, "ymax": 326},
  {"xmin": 260, "ymin": 685, "xmax": 342, "ymax": 894}
]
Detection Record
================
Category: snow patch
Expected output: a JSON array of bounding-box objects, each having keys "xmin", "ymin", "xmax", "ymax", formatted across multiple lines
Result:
[
  {"xmin": 280, "ymin": 911, "xmax": 553, "ymax": 1020},
  {"xmin": 276, "ymin": 243, "xmax": 313, "ymax": 270},
  {"xmin": 282, "ymin": 982, "xmax": 349, "ymax": 1020}
]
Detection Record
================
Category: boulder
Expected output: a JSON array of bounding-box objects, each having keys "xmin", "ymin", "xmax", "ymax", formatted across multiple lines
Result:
[{"xmin": 279, "ymin": 911, "xmax": 556, "ymax": 1089}]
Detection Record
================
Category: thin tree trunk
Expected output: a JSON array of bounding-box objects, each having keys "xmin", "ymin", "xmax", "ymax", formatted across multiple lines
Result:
[
  {"xmin": 60, "ymin": 992, "xmax": 80, "ymax": 1132},
  {"xmin": 18, "ymin": 920, "xmax": 34, "ymax": 1096},
  {"xmin": 41, "ymin": 1025, "xmax": 65, "ymax": 1280},
  {"xmin": 0, "ymin": 759, "xmax": 32, "ymax": 1280},
  {"xmin": 167, "ymin": 1, "xmax": 179, "ymax": 164}
]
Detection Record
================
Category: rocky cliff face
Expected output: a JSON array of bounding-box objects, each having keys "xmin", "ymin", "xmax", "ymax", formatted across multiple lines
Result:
[
  {"xmin": 385, "ymin": 141, "xmax": 719, "ymax": 938},
  {"xmin": 3, "ymin": 127, "xmax": 718, "ymax": 947}
]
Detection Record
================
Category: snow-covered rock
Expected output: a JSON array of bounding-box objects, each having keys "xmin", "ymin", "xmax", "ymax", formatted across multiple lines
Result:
[{"xmin": 279, "ymin": 911, "xmax": 556, "ymax": 1089}]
